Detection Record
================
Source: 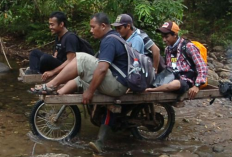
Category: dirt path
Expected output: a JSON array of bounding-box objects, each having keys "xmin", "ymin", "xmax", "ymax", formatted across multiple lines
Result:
[{"xmin": 170, "ymin": 98, "xmax": 232, "ymax": 157}]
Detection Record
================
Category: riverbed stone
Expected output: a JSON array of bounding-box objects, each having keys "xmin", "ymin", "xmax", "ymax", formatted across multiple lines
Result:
[
  {"xmin": 209, "ymin": 53, "xmax": 218, "ymax": 60},
  {"xmin": 212, "ymin": 146, "xmax": 224, "ymax": 153},
  {"xmin": 213, "ymin": 61, "xmax": 224, "ymax": 69},
  {"xmin": 219, "ymin": 71, "xmax": 231, "ymax": 79},
  {"xmin": 207, "ymin": 62, "xmax": 215, "ymax": 70},
  {"xmin": 226, "ymin": 49, "xmax": 232, "ymax": 59},
  {"xmin": 213, "ymin": 46, "xmax": 224, "ymax": 52},
  {"xmin": 0, "ymin": 62, "xmax": 10, "ymax": 73},
  {"xmin": 224, "ymin": 65, "xmax": 231, "ymax": 70},
  {"xmin": 208, "ymin": 69, "xmax": 219, "ymax": 80},
  {"xmin": 170, "ymin": 152, "xmax": 199, "ymax": 157},
  {"xmin": 227, "ymin": 59, "xmax": 232, "ymax": 64},
  {"xmin": 36, "ymin": 153, "xmax": 69, "ymax": 157},
  {"xmin": 207, "ymin": 57, "xmax": 214, "ymax": 63},
  {"xmin": 195, "ymin": 152, "xmax": 212, "ymax": 157}
]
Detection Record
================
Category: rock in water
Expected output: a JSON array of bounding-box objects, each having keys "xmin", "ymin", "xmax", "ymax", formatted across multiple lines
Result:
[{"xmin": 0, "ymin": 62, "xmax": 10, "ymax": 73}]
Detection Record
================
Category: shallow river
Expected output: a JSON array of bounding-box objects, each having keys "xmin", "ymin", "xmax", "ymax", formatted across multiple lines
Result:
[{"xmin": 0, "ymin": 56, "xmax": 231, "ymax": 157}]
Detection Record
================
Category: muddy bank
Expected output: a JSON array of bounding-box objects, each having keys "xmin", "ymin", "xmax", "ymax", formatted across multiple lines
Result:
[{"xmin": 0, "ymin": 36, "xmax": 53, "ymax": 66}]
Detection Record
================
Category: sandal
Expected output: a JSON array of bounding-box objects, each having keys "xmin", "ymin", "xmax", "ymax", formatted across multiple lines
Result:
[{"xmin": 28, "ymin": 84, "xmax": 58, "ymax": 95}]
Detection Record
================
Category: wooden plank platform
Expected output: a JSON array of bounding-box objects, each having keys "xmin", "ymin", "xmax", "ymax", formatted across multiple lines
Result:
[
  {"xmin": 18, "ymin": 68, "xmax": 43, "ymax": 83},
  {"xmin": 43, "ymin": 85, "xmax": 222, "ymax": 105}
]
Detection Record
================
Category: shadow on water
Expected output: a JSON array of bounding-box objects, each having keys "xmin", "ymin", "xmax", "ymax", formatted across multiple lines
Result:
[{"xmin": 1, "ymin": 56, "xmax": 232, "ymax": 157}]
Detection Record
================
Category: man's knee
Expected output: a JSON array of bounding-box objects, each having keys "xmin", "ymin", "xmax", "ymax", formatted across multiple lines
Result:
[
  {"xmin": 166, "ymin": 80, "xmax": 181, "ymax": 90},
  {"xmin": 30, "ymin": 49, "xmax": 43, "ymax": 57},
  {"xmin": 40, "ymin": 54, "xmax": 53, "ymax": 64}
]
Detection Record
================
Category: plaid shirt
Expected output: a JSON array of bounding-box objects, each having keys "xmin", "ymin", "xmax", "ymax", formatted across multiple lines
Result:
[{"xmin": 165, "ymin": 38, "xmax": 208, "ymax": 85}]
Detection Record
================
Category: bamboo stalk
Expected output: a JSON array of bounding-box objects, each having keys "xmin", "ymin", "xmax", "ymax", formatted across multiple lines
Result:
[
  {"xmin": 27, "ymin": 40, "xmax": 55, "ymax": 52},
  {"xmin": 0, "ymin": 37, "xmax": 12, "ymax": 69}
]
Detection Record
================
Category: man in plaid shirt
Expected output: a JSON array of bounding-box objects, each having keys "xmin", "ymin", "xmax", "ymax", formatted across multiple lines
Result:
[{"xmin": 146, "ymin": 21, "xmax": 208, "ymax": 99}]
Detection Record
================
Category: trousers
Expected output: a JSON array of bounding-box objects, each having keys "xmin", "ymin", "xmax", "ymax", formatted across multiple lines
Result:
[{"xmin": 29, "ymin": 49, "xmax": 62, "ymax": 73}]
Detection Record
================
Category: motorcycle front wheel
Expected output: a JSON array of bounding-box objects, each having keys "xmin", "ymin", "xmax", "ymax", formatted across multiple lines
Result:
[{"xmin": 29, "ymin": 100, "xmax": 81, "ymax": 141}]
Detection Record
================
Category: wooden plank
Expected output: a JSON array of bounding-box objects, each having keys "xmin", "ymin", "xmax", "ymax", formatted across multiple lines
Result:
[
  {"xmin": 18, "ymin": 68, "xmax": 43, "ymax": 83},
  {"xmin": 44, "ymin": 86, "xmax": 223, "ymax": 105}
]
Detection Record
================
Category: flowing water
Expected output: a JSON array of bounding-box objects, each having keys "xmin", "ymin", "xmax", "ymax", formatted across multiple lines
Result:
[{"xmin": 0, "ymin": 56, "xmax": 232, "ymax": 157}]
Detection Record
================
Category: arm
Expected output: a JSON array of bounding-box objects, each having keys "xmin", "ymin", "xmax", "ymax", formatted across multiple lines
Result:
[
  {"xmin": 42, "ymin": 52, "xmax": 76, "ymax": 81},
  {"xmin": 82, "ymin": 61, "xmax": 110, "ymax": 104},
  {"xmin": 186, "ymin": 44, "xmax": 208, "ymax": 99},
  {"xmin": 150, "ymin": 44, "xmax": 160, "ymax": 73},
  {"xmin": 187, "ymin": 43, "xmax": 208, "ymax": 85},
  {"xmin": 42, "ymin": 33, "xmax": 79, "ymax": 81}
]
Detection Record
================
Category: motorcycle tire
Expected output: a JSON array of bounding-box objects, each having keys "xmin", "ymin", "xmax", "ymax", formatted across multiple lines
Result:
[
  {"xmin": 29, "ymin": 100, "xmax": 81, "ymax": 141},
  {"xmin": 130, "ymin": 103, "xmax": 175, "ymax": 140}
]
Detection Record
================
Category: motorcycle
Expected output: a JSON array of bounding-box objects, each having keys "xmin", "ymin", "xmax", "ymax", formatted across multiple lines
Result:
[{"xmin": 29, "ymin": 100, "xmax": 175, "ymax": 141}]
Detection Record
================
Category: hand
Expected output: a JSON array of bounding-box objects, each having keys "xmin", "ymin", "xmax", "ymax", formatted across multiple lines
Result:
[
  {"xmin": 53, "ymin": 51, "xmax": 58, "ymax": 58},
  {"xmin": 188, "ymin": 86, "xmax": 200, "ymax": 100},
  {"xmin": 42, "ymin": 71, "xmax": 54, "ymax": 81},
  {"xmin": 145, "ymin": 88, "xmax": 156, "ymax": 92},
  {"xmin": 82, "ymin": 89, "xmax": 94, "ymax": 105}
]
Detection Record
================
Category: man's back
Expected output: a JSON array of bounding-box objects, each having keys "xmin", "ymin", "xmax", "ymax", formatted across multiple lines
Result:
[
  {"xmin": 126, "ymin": 30, "xmax": 144, "ymax": 54},
  {"xmin": 135, "ymin": 28, "xmax": 154, "ymax": 55},
  {"xmin": 98, "ymin": 30, "xmax": 128, "ymax": 86}
]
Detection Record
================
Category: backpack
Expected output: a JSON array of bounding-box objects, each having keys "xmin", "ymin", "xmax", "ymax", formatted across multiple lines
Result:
[
  {"xmin": 181, "ymin": 39, "xmax": 208, "ymax": 89},
  {"xmin": 107, "ymin": 34, "xmax": 155, "ymax": 92},
  {"xmin": 219, "ymin": 81, "xmax": 232, "ymax": 101},
  {"xmin": 61, "ymin": 32, "xmax": 95, "ymax": 56}
]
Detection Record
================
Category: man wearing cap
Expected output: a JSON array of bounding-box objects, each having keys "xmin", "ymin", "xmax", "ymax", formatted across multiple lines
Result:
[
  {"xmin": 146, "ymin": 21, "xmax": 208, "ymax": 99},
  {"xmin": 111, "ymin": 14, "xmax": 144, "ymax": 54}
]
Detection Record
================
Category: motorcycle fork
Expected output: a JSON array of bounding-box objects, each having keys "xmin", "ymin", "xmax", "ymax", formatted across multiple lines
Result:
[{"xmin": 53, "ymin": 105, "xmax": 66, "ymax": 122}]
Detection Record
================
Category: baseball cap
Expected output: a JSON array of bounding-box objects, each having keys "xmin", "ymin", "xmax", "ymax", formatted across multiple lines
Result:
[
  {"xmin": 111, "ymin": 14, "xmax": 132, "ymax": 27},
  {"xmin": 156, "ymin": 21, "xmax": 180, "ymax": 34}
]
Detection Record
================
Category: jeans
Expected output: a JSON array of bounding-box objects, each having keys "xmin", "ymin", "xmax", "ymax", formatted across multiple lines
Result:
[{"xmin": 29, "ymin": 49, "xmax": 62, "ymax": 73}]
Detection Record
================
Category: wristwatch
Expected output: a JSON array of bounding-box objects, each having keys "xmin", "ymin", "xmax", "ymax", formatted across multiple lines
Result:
[{"xmin": 195, "ymin": 83, "xmax": 200, "ymax": 87}]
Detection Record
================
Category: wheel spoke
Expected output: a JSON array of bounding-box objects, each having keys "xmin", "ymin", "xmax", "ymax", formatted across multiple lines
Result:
[
  {"xmin": 31, "ymin": 101, "xmax": 81, "ymax": 141},
  {"xmin": 131, "ymin": 104, "xmax": 175, "ymax": 140},
  {"xmin": 37, "ymin": 116, "xmax": 47, "ymax": 122}
]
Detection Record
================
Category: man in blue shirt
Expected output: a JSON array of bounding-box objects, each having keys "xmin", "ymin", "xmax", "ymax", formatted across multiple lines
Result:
[
  {"xmin": 30, "ymin": 13, "xmax": 128, "ymax": 153},
  {"xmin": 111, "ymin": 14, "xmax": 144, "ymax": 54}
]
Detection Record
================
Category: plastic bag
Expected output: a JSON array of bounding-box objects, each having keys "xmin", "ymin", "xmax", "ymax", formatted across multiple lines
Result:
[{"xmin": 152, "ymin": 67, "xmax": 175, "ymax": 87}]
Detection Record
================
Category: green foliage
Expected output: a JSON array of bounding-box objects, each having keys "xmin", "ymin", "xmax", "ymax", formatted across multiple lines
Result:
[
  {"xmin": 0, "ymin": 0, "xmax": 186, "ymax": 50},
  {"xmin": 132, "ymin": 0, "xmax": 186, "ymax": 52},
  {"xmin": 183, "ymin": 0, "xmax": 232, "ymax": 47}
]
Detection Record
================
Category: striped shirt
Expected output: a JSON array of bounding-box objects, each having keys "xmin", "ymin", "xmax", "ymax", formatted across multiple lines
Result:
[{"xmin": 165, "ymin": 38, "xmax": 208, "ymax": 85}]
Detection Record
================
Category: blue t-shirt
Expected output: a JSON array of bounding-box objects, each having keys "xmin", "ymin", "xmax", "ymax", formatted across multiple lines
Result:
[
  {"xmin": 98, "ymin": 30, "xmax": 128, "ymax": 86},
  {"xmin": 126, "ymin": 31, "xmax": 144, "ymax": 54}
]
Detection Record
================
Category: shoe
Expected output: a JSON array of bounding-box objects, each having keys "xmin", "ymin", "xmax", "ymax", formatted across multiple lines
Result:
[
  {"xmin": 89, "ymin": 141, "xmax": 102, "ymax": 153},
  {"xmin": 25, "ymin": 67, "xmax": 40, "ymax": 75},
  {"xmin": 28, "ymin": 84, "xmax": 58, "ymax": 95},
  {"xmin": 89, "ymin": 124, "xmax": 110, "ymax": 153}
]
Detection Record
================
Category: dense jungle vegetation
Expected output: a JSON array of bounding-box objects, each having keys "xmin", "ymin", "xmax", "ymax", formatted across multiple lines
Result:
[{"xmin": 0, "ymin": 0, "xmax": 232, "ymax": 52}]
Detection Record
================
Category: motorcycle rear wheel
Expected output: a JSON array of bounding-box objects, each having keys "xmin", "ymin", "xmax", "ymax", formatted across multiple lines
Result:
[{"xmin": 130, "ymin": 103, "xmax": 175, "ymax": 140}]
